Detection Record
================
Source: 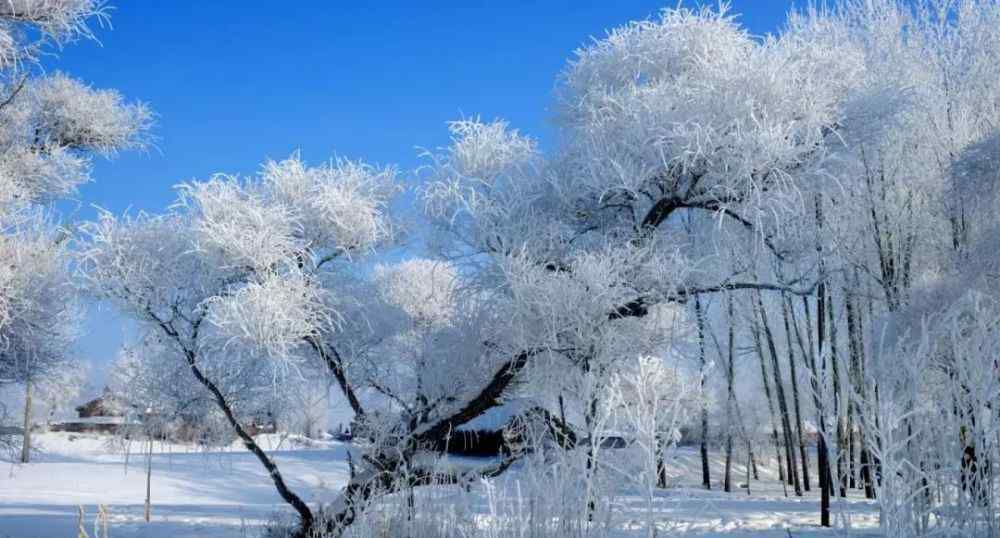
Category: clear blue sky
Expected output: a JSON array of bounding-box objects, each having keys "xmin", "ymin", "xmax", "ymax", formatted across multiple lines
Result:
[{"xmin": 49, "ymin": 1, "xmax": 797, "ymax": 389}]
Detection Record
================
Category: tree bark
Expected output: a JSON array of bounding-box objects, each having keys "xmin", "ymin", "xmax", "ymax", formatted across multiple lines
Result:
[
  {"xmin": 848, "ymin": 403, "xmax": 856, "ymax": 490},
  {"xmin": 814, "ymin": 194, "xmax": 832, "ymax": 526},
  {"xmin": 20, "ymin": 381, "xmax": 32, "ymax": 464},
  {"xmin": 150, "ymin": 313, "xmax": 316, "ymax": 536},
  {"xmin": 829, "ymin": 328, "xmax": 846, "ymax": 496},
  {"xmin": 724, "ymin": 434, "xmax": 733, "ymax": 493},
  {"xmin": 782, "ymin": 295, "xmax": 811, "ymax": 492},
  {"xmin": 724, "ymin": 295, "xmax": 736, "ymax": 493},
  {"xmin": 746, "ymin": 441, "xmax": 753, "ymax": 495},
  {"xmin": 144, "ymin": 437, "xmax": 152, "ymax": 523},
  {"xmin": 816, "ymin": 284, "xmax": 832, "ymax": 526},
  {"xmin": 751, "ymin": 306, "xmax": 787, "ymax": 489},
  {"xmin": 844, "ymin": 287, "xmax": 859, "ymax": 491},
  {"xmin": 183, "ymin": 350, "xmax": 315, "ymax": 537},
  {"xmin": 827, "ymin": 286, "xmax": 847, "ymax": 498},
  {"xmin": 757, "ymin": 293, "xmax": 802, "ymax": 496},
  {"xmin": 695, "ymin": 296, "xmax": 711, "ymax": 490},
  {"xmin": 793, "ymin": 292, "xmax": 832, "ymax": 527},
  {"xmin": 657, "ymin": 433, "xmax": 669, "ymax": 489},
  {"xmin": 846, "ymin": 290, "xmax": 876, "ymax": 499}
]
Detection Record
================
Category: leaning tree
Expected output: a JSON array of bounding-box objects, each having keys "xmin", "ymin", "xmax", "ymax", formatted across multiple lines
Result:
[{"xmin": 78, "ymin": 154, "xmax": 402, "ymax": 535}]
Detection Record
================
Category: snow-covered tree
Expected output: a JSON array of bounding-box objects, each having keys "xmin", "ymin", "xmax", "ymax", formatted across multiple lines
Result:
[
  {"xmin": 416, "ymin": 4, "xmax": 896, "ymax": 527},
  {"xmin": 79, "ymin": 153, "xmax": 400, "ymax": 535},
  {"xmin": 72, "ymin": 2, "xmax": 1000, "ymax": 536},
  {"xmin": 0, "ymin": 0, "xmax": 106, "ymax": 69},
  {"xmin": 0, "ymin": 0, "xmax": 149, "ymax": 463},
  {"xmin": 609, "ymin": 355, "xmax": 696, "ymax": 535}
]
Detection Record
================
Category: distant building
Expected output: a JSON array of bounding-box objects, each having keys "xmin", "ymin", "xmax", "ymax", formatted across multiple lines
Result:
[
  {"xmin": 74, "ymin": 389, "xmax": 124, "ymax": 419},
  {"xmin": 50, "ymin": 388, "xmax": 128, "ymax": 434}
]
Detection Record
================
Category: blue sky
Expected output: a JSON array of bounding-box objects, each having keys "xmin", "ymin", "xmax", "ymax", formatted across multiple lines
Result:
[{"xmin": 48, "ymin": 1, "xmax": 798, "ymax": 388}]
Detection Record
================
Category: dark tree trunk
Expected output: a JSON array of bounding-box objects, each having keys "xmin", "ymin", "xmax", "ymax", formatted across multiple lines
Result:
[
  {"xmin": 782, "ymin": 295, "xmax": 811, "ymax": 492},
  {"xmin": 724, "ymin": 295, "xmax": 736, "ymax": 493},
  {"xmin": 818, "ymin": 434, "xmax": 832, "ymax": 526},
  {"xmin": 794, "ymin": 292, "xmax": 832, "ymax": 527},
  {"xmin": 756, "ymin": 293, "xmax": 802, "ymax": 496},
  {"xmin": 866, "ymin": 285, "xmax": 885, "ymax": 490},
  {"xmin": 860, "ymin": 443, "xmax": 875, "ymax": 499},
  {"xmin": 816, "ymin": 283, "xmax": 832, "ymax": 527},
  {"xmin": 183, "ymin": 351, "xmax": 315, "ymax": 537},
  {"xmin": 846, "ymin": 290, "xmax": 876, "ymax": 499},
  {"xmin": 724, "ymin": 434, "xmax": 734, "ymax": 493},
  {"xmin": 695, "ymin": 297, "xmax": 711, "ymax": 490},
  {"xmin": 20, "ymin": 381, "xmax": 31, "ymax": 464},
  {"xmin": 827, "ymin": 286, "xmax": 846, "ymax": 498},
  {"xmin": 751, "ymin": 306, "xmax": 787, "ymax": 489},
  {"xmin": 657, "ymin": 434, "xmax": 669, "ymax": 489},
  {"xmin": 845, "ymin": 289, "xmax": 860, "ymax": 492},
  {"xmin": 746, "ymin": 440, "xmax": 752, "ymax": 495},
  {"xmin": 848, "ymin": 405, "xmax": 856, "ymax": 490},
  {"xmin": 814, "ymin": 195, "xmax": 832, "ymax": 526},
  {"xmin": 144, "ymin": 437, "xmax": 152, "ymax": 523}
]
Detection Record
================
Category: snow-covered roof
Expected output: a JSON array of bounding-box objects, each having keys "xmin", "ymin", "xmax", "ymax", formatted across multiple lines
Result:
[
  {"xmin": 55, "ymin": 416, "xmax": 133, "ymax": 425},
  {"xmin": 455, "ymin": 399, "xmax": 536, "ymax": 432}
]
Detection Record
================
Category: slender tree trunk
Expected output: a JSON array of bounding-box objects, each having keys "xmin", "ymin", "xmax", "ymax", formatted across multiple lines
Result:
[
  {"xmin": 848, "ymin": 404, "xmax": 856, "ymax": 490},
  {"xmin": 846, "ymin": 285, "xmax": 860, "ymax": 493},
  {"xmin": 584, "ymin": 392, "xmax": 600, "ymax": 520},
  {"xmin": 183, "ymin": 349, "xmax": 315, "ymax": 537},
  {"xmin": 817, "ymin": 283, "xmax": 832, "ymax": 526},
  {"xmin": 751, "ymin": 307, "xmax": 787, "ymax": 489},
  {"xmin": 144, "ymin": 436, "xmax": 153, "ymax": 523},
  {"xmin": 656, "ymin": 434, "xmax": 668, "ymax": 489},
  {"xmin": 559, "ymin": 394, "xmax": 567, "ymax": 429},
  {"xmin": 847, "ymin": 290, "xmax": 876, "ymax": 499},
  {"xmin": 795, "ymin": 292, "xmax": 832, "ymax": 527},
  {"xmin": 845, "ymin": 289, "xmax": 859, "ymax": 492},
  {"xmin": 756, "ymin": 293, "xmax": 802, "ymax": 496},
  {"xmin": 746, "ymin": 440, "xmax": 752, "ymax": 495},
  {"xmin": 860, "ymin": 440, "xmax": 875, "ymax": 499},
  {"xmin": 20, "ymin": 381, "xmax": 32, "ymax": 464},
  {"xmin": 153, "ymin": 316, "xmax": 317, "ymax": 536},
  {"xmin": 782, "ymin": 295, "xmax": 811, "ymax": 492},
  {"xmin": 724, "ymin": 295, "xmax": 736, "ymax": 494},
  {"xmin": 695, "ymin": 297, "xmax": 711, "ymax": 490},
  {"xmin": 724, "ymin": 434, "xmax": 733, "ymax": 493},
  {"xmin": 865, "ymin": 282, "xmax": 884, "ymax": 491},
  {"xmin": 700, "ymin": 406, "xmax": 711, "ymax": 489},
  {"xmin": 827, "ymin": 286, "xmax": 846, "ymax": 498},
  {"xmin": 818, "ymin": 434, "xmax": 832, "ymax": 524},
  {"xmin": 814, "ymin": 195, "xmax": 832, "ymax": 526}
]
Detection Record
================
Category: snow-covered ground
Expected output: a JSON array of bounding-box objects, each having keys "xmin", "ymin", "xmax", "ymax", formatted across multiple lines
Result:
[
  {"xmin": 0, "ymin": 433, "xmax": 351, "ymax": 538},
  {"xmin": 0, "ymin": 433, "xmax": 880, "ymax": 537}
]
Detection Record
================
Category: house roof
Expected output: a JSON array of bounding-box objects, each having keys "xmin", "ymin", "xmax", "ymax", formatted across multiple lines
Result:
[
  {"xmin": 75, "ymin": 393, "xmax": 124, "ymax": 418},
  {"xmin": 455, "ymin": 399, "xmax": 537, "ymax": 432}
]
